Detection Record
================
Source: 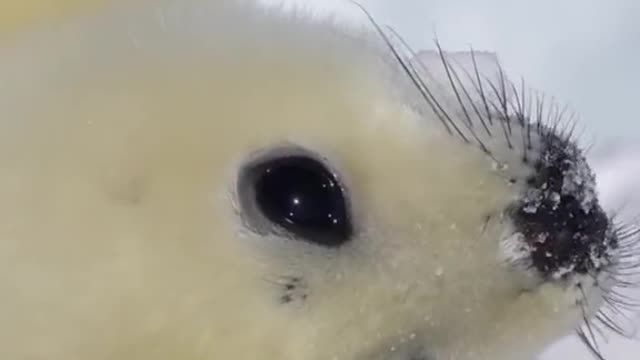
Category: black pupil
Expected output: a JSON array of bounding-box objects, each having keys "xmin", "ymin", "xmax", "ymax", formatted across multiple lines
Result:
[{"xmin": 253, "ymin": 156, "xmax": 351, "ymax": 247}]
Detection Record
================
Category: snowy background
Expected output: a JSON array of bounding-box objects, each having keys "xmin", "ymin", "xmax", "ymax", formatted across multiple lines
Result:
[{"xmin": 260, "ymin": 0, "xmax": 640, "ymax": 358}]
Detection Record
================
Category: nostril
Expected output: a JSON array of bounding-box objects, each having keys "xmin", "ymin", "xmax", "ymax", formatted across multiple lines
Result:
[
  {"xmin": 547, "ymin": 230, "xmax": 575, "ymax": 260},
  {"xmin": 512, "ymin": 191, "xmax": 616, "ymax": 279},
  {"xmin": 508, "ymin": 131, "xmax": 619, "ymax": 279},
  {"xmin": 529, "ymin": 229, "xmax": 586, "ymax": 274}
]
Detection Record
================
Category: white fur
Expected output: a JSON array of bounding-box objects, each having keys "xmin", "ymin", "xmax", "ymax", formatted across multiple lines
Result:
[{"xmin": 0, "ymin": 1, "xmax": 605, "ymax": 359}]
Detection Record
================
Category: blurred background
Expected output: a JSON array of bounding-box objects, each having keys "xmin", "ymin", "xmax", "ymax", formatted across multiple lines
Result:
[{"xmin": 257, "ymin": 0, "xmax": 640, "ymax": 358}]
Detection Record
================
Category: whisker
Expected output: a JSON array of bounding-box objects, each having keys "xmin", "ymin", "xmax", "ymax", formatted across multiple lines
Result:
[
  {"xmin": 484, "ymin": 77, "xmax": 514, "ymax": 149},
  {"xmin": 347, "ymin": 0, "xmax": 460, "ymax": 137},
  {"xmin": 445, "ymin": 50, "xmax": 493, "ymax": 136},
  {"xmin": 432, "ymin": 40, "xmax": 494, "ymax": 155},
  {"xmin": 577, "ymin": 328, "xmax": 607, "ymax": 360},
  {"xmin": 577, "ymin": 284, "xmax": 607, "ymax": 360},
  {"xmin": 469, "ymin": 47, "xmax": 495, "ymax": 127},
  {"xmin": 351, "ymin": 0, "xmax": 516, "ymax": 148}
]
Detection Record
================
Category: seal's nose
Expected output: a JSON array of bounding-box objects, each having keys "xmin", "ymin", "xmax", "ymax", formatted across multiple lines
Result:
[
  {"xmin": 514, "ymin": 202, "xmax": 614, "ymax": 278},
  {"xmin": 508, "ymin": 131, "xmax": 618, "ymax": 279}
]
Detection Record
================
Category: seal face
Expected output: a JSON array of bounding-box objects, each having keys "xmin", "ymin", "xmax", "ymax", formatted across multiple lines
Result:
[{"xmin": 0, "ymin": 1, "xmax": 637, "ymax": 360}]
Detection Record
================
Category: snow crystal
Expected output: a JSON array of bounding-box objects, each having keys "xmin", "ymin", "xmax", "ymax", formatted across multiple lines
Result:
[{"xmin": 560, "ymin": 154, "xmax": 597, "ymax": 214}]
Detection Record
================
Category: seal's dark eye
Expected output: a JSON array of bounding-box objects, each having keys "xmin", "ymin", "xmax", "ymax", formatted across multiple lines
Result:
[{"xmin": 244, "ymin": 155, "xmax": 351, "ymax": 247}]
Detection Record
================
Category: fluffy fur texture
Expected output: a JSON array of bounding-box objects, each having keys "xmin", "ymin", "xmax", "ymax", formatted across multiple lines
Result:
[{"xmin": 0, "ymin": 1, "xmax": 636, "ymax": 359}]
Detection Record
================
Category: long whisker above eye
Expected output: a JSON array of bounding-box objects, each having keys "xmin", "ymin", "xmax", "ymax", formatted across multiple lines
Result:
[
  {"xmin": 432, "ymin": 40, "xmax": 497, "ymax": 155},
  {"xmin": 443, "ymin": 50, "xmax": 493, "ymax": 137},
  {"xmin": 482, "ymin": 75, "xmax": 514, "ymax": 150},
  {"xmin": 346, "ymin": 0, "xmax": 454, "ymax": 137},
  {"xmin": 384, "ymin": 26, "xmax": 504, "ymax": 158}
]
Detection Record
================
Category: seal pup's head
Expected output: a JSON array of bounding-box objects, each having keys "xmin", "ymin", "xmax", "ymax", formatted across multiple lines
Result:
[{"xmin": 0, "ymin": 0, "xmax": 637, "ymax": 359}]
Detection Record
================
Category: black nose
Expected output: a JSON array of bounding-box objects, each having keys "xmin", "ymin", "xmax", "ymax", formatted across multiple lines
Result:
[{"xmin": 509, "ymin": 132, "xmax": 618, "ymax": 279}]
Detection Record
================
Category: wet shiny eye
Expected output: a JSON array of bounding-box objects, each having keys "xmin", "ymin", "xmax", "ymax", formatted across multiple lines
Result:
[{"xmin": 245, "ymin": 155, "xmax": 352, "ymax": 247}]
